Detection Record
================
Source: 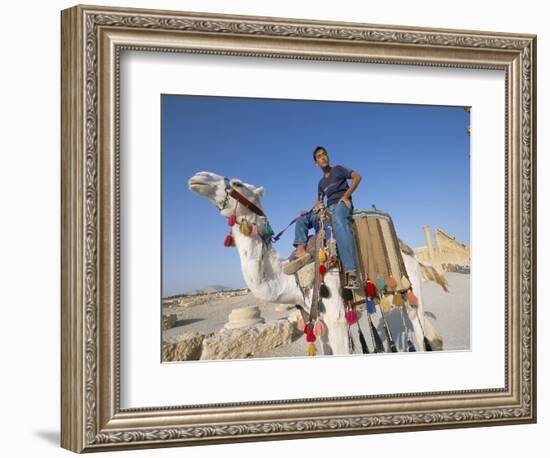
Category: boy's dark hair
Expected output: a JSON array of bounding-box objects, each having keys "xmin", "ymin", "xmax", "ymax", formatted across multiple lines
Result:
[{"xmin": 313, "ymin": 146, "xmax": 327, "ymax": 162}]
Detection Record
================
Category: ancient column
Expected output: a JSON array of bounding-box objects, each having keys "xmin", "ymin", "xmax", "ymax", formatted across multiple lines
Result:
[{"xmin": 422, "ymin": 225, "xmax": 436, "ymax": 264}]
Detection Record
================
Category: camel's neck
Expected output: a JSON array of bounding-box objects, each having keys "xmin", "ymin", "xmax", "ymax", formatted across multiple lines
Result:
[{"xmin": 232, "ymin": 226, "xmax": 302, "ymax": 304}]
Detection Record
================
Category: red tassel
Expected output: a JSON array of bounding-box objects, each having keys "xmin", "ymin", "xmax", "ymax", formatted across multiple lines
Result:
[
  {"xmin": 365, "ymin": 278, "xmax": 377, "ymax": 298},
  {"xmin": 319, "ymin": 264, "xmax": 326, "ymax": 276},
  {"xmin": 306, "ymin": 329, "xmax": 316, "ymax": 342},
  {"xmin": 228, "ymin": 213, "xmax": 236, "ymax": 227},
  {"xmin": 223, "ymin": 233, "xmax": 234, "ymax": 247}
]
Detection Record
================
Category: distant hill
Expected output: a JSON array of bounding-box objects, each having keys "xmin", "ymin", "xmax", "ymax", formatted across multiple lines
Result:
[{"xmin": 185, "ymin": 284, "xmax": 235, "ymax": 295}]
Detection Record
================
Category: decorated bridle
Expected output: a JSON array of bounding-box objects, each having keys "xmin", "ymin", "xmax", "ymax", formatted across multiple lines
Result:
[
  {"xmin": 216, "ymin": 177, "xmax": 265, "ymax": 217},
  {"xmin": 217, "ymin": 177, "xmax": 273, "ymax": 247},
  {"xmin": 218, "ymin": 177, "xmax": 313, "ymax": 247}
]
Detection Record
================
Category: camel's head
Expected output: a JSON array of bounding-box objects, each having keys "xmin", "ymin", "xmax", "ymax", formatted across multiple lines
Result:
[{"xmin": 188, "ymin": 171, "xmax": 265, "ymax": 218}]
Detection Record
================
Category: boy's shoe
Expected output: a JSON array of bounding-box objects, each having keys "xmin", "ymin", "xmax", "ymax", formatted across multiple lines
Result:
[
  {"xmin": 283, "ymin": 251, "xmax": 313, "ymax": 275},
  {"xmin": 345, "ymin": 272, "xmax": 361, "ymax": 289}
]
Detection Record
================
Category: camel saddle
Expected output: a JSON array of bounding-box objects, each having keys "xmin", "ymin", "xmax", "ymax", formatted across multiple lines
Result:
[
  {"xmin": 352, "ymin": 209, "xmax": 409, "ymax": 286},
  {"xmin": 291, "ymin": 208, "xmax": 409, "ymax": 292}
]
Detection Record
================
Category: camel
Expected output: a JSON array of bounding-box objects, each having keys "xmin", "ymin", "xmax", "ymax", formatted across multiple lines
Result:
[{"xmin": 188, "ymin": 171, "xmax": 445, "ymax": 356}]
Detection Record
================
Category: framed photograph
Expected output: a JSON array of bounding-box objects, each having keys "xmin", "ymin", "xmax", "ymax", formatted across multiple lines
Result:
[{"xmin": 61, "ymin": 4, "xmax": 537, "ymax": 453}]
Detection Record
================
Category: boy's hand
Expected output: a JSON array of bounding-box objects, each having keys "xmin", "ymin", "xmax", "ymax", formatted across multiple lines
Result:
[
  {"xmin": 314, "ymin": 200, "xmax": 324, "ymax": 212},
  {"xmin": 339, "ymin": 197, "xmax": 352, "ymax": 209}
]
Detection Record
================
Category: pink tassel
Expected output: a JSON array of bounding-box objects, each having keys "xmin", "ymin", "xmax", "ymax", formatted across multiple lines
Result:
[
  {"xmin": 313, "ymin": 319, "xmax": 327, "ymax": 337},
  {"xmin": 297, "ymin": 318, "xmax": 305, "ymax": 331},
  {"xmin": 388, "ymin": 275, "xmax": 398, "ymax": 290},
  {"xmin": 251, "ymin": 223, "xmax": 258, "ymax": 237},
  {"xmin": 345, "ymin": 308, "xmax": 358, "ymax": 325},
  {"xmin": 406, "ymin": 290, "xmax": 418, "ymax": 306}
]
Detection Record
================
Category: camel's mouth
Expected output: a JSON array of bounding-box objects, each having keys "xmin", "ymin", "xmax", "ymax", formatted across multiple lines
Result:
[{"xmin": 188, "ymin": 178, "xmax": 212, "ymax": 195}]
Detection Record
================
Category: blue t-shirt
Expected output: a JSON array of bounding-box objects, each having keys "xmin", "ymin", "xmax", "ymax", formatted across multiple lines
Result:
[{"xmin": 317, "ymin": 165, "xmax": 354, "ymax": 207}]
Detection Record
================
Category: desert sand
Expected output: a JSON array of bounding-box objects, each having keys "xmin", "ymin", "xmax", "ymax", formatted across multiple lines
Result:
[{"xmin": 162, "ymin": 272, "xmax": 470, "ymax": 359}]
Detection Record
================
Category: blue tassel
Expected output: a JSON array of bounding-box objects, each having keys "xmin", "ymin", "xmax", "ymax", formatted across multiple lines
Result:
[
  {"xmin": 375, "ymin": 275, "xmax": 386, "ymax": 292},
  {"xmin": 367, "ymin": 298, "xmax": 376, "ymax": 314},
  {"xmin": 260, "ymin": 220, "xmax": 274, "ymax": 242}
]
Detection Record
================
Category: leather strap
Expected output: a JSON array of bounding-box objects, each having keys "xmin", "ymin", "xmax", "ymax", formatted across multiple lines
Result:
[{"xmin": 228, "ymin": 189, "xmax": 265, "ymax": 216}]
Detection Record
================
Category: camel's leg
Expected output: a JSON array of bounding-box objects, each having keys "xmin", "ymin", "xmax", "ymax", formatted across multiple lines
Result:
[
  {"xmin": 403, "ymin": 255, "xmax": 428, "ymax": 351},
  {"xmin": 320, "ymin": 272, "xmax": 350, "ymax": 355}
]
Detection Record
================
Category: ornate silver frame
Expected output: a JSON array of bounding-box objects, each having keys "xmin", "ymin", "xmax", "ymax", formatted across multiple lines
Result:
[{"xmin": 61, "ymin": 4, "xmax": 537, "ymax": 453}]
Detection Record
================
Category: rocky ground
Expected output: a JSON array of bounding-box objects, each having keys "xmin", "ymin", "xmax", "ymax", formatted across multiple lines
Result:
[{"xmin": 162, "ymin": 272, "xmax": 470, "ymax": 361}]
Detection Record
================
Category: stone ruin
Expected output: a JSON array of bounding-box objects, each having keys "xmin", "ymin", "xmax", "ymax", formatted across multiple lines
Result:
[
  {"xmin": 162, "ymin": 306, "xmax": 303, "ymax": 362},
  {"xmin": 414, "ymin": 225, "xmax": 470, "ymax": 273}
]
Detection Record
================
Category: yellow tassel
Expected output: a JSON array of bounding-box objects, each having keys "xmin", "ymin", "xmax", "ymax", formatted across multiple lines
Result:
[
  {"xmin": 393, "ymin": 292, "xmax": 405, "ymax": 307},
  {"xmin": 400, "ymin": 275, "xmax": 411, "ymax": 290},
  {"xmin": 306, "ymin": 343, "xmax": 317, "ymax": 356},
  {"xmin": 240, "ymin": 219, "xmax": 251, "ymax": 235},
  {"xmin": 380, "ymin": 294, "xmax": 391, "ymax": 313},
  {"xmin": 318, "ymin": 248, "xmax": 327, "ymax": 263}
]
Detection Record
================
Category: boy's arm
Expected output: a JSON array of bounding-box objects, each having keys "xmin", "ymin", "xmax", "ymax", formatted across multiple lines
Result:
[
  {"xmin": 315, "ymin": 183, "xmax": 325, "ymax": 211},
  {"xmin": 340, "ymin": 170, "xmax": 362, "ymax": 207}
]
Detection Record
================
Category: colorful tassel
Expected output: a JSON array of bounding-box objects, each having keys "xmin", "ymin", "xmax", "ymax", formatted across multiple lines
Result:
[
  {"xmin": 314, "ymin": 319, "xmax": 327, "ymax": 337},
  {"xmin": 317, "ymin": 300, "xmax": 326, "ymax": 313},
  {"xmin": 223, "ymin": 233, "xmax": 234, "ymax": 247},
  {"xmin": 375, "ymin": 275, "xmax": 386, "ymax": 292},
  {"xmin": 319, "ymin": 264, "xmax": 326, "ymax": 276},
  {"xmin": 365, "ymin": 278, "xmax": 377, "ymax": 298},
  {"xmin": 306, "ymin": 343, "xmax": 317, "ymax": 356},
  {"xmin": 318, "ymin": 248, "xmax": 327, "ymax": 263},
  {"xmin": 342, "ymin": 288, "xmax": 353, "ymax": 302},
  {"xmin": 345, "ymin": 307, "xmax": 358, "ymax": 325},
  {"xmin": 313, "ymin": 217, "xmax": 320, "ymax": 233},
  {"xmin": 319, "ymin": 284, "xmax": 330, "ymax": 299},
  {"xmin": 367, "ymin": 298, "xmax": 376, "ymax": 314},
  {"xmin": 260, "ymin": 219, "xmax": 274, "ymax": 241},
  {"xmin": 228, "ymin": 213, "xmax": 236, "ymax": 227},
  {"xmin": 380, "ymin": 294, "xmax": 391, "ymax": 313},
  {"xmin": 239, "ymin": 218, "xmax": 251, "ymax": 235},
  {"xmin": 406, "ymin": 290, "xmax": 419, "ymax": 307},
  {"xmin": 393, "ymin": 292, "xmax": 405, "ymax": 307},
  {"xmin": 250, "ymin": 223, "xmax": 258, "ymax": 237},
  {"xmin": 400, "ymin": 275, "xmax": 411, "ymax": 290},
  {"xmin": 306, "ymin": 326, "xmax": 316, "ymax": 343},
  {"xmin": 388, "ymin": 275, "xmax": 398, "ymax": 290}
]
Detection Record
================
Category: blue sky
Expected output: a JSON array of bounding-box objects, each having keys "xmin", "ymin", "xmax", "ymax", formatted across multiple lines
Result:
[{"xmin": 162, "ymin": 95, "xmax": 470, "ymax": 296}]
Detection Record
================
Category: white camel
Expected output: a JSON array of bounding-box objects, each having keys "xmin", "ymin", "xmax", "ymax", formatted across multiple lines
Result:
[{"xmin": 188, "ymin": 171, "xmax": 444, "ymax": 356}]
